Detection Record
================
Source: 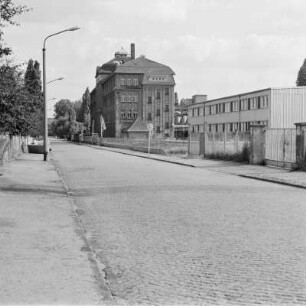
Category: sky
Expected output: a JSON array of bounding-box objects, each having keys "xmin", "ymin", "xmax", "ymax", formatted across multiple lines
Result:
[{"xmin": 4, "ymin": 0, "xmax": 306, "ymax": 117}]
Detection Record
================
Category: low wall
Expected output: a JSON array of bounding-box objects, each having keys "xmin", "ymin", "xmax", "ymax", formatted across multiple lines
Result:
[
  {"xmin": 204, "ymin": 132, "xmax": 250, "ymax": 156},
  {"xmin": 0, "ymin": 135, "xmax": 31, "ymax": 166}
]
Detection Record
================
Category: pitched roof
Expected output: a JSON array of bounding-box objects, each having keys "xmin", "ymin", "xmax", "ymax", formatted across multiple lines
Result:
[
  {"xmin": 115, "ymin": 56, "xmax": 175, "ymax": 75},
  {"xmin": 127, "ymin": 117, "xmax": 148, "ymax": 132}
]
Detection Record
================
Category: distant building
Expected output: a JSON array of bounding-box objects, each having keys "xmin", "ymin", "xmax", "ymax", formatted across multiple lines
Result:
[
  {"xmin": 90, "ymin": 44, "xmax": 176, "ymax": 138},
  {"xmin": 188, "ymin": 87, "xmax": 306, "ymax": 133},
  {"xmin": 173, "ymin": 95, "xmax": 207, "ymax": 138}
]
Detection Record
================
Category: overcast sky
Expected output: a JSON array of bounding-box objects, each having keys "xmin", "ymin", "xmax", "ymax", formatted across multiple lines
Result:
[{"xmin": 5, "ymin": 0, "xmax": 306, "ymax": 116}]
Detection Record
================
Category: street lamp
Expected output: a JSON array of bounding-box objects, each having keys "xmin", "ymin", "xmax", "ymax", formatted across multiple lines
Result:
[{"xmin": 42, "ymin": 26, "xmax": 80, "ymax": 161}]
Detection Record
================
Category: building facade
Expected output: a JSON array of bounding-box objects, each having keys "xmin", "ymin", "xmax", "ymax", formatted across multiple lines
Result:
[
  {"xmin": 90, "ymin": 44, "xmax": 176, "ymax": 138},
  {"xmin": 188, "ymin": 87, "xmax": 306, "ymax": 133}
]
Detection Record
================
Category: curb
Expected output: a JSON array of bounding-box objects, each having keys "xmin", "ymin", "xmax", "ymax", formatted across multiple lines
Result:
[
  {"xmin": 76, "ymin": 142, "xmax": 196, "ymax": 168},
  {"xmin": 69, "ymin": 142, "xmax": 306, "ymax": 189},
  {"xmin": 49, "ymin": 152, "xmax": 115, "ymax": 302},
  {"xmin": 238, "ymin": 174, "xmax": 306, "ymax": 189}
]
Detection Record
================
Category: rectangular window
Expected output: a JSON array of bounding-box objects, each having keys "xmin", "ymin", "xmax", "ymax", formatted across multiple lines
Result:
[
  {"xmin": 120, "ymin": 79, "xmax": 126, "ymax": 86},
  {"xmin": 260, "ymin": 96, "xmax": 269, "ymax": 108},
  {"xmin": 233, "ymin": 101, "xmax": 239, "ymax": 111},
  {"xmin": 148, "ymin": 112, "xmax": 152, "ymax": 121},
  {"xmin": 127, "ymin": 79, "xmax": 132, "ymax": 86},
  {"xmin": 121, "ymin": 95, "xmax": 126, "ymax": 102},
  {"xmin": 165, "ymin": 122, "xmax": 169, "ymax": 129},
  {"xmin": 148, "ymin": 96, "xmax": 152, "ymax": 104},
  {"xmin": 133, "ymin": 79, "xmax": 138, "ymax": 86},
  {"xmin": 165, "ymin": 88, "xmax": 169, "ymax": 96},
  {"xmin": 126, "ymin": 96, "xmax": 130, "ymax": 102},
  {"xmin": 156, "ymin": 109, "xmax": 160, "ymax": 116},
  {"xmin": 156, "ymin": 91, "xmax": 161, "ymax": 100},
  {"xmin": 225, "ymin": 103, "xmax": 231, "ymax": 113},
  {"xmin": 205, "ymin": 106, "xmax": 210, "ymax": 115},
  {"xmin": 165, "ymin": 105, "xmax": 169, "ymax": 112},
  {"xmin": 156, "ymin": 126, "xmax": 161, "ymax": 133}
]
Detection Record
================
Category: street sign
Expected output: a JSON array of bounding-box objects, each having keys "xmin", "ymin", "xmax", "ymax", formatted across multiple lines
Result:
[{"xmin": 147, "ymin": 123, "xmax": 153, "ymax": 132}]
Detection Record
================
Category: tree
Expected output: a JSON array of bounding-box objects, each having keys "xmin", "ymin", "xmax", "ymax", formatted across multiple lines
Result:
[
  {"xmin": 24, "ymin": 59, "xmax": 43, "ymax": 137},
  {"xmin": 0, "ymin": 0, "xmax": 30, "ymax": 58},
  {"xmin": 81, "ymin": 87, "xmax": 91, "ymax": 133},
  {"xmin": 52, "ymin": 99, "xmax": 78, "ymax": 138},
  {"xmin": 72, "ymin": 99, "xmax": 83, "ymax": 122},
  {"xmin": 0, "ymin": 63, "xmax": 36, "ymax": 135},
  {"xmin": 296, "ymin": 59, "xmax": 306, "ymax": 86}
]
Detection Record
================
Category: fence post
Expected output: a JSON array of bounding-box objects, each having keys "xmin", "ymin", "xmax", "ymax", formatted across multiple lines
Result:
[
  {"xmin": 250, "ymin": 124, "xmax": 266, "ymax": 165},
  {"xmin": 295, "ymin": 122, "xmax": 306, "ymax": 169}
]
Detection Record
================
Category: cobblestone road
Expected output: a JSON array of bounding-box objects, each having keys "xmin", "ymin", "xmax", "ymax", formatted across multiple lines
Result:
[{"xmin": 53, "ymin": 142, "xmax": 306, "ymax": 305}]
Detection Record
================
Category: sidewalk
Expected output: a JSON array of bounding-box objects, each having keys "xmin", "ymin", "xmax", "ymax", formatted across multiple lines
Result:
[
  {"xmin": 86, "ymin": 144, "xmax": 306, "ymax": 189},
  {"xmin": 0, "ymin": 153, "xmax": 112, "ymax": 304}
]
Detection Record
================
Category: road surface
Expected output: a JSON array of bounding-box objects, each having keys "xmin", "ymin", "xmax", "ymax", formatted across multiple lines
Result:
[{"xmin": 52, "ymin": 141, "xmax": 306, "ymax": 305}]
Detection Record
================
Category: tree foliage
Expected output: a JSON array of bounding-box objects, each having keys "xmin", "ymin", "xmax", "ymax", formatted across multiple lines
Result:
[
  {"xmin": 81, "ymin": 87, "xmax": 91, "ymax": 133},
  {"xmin": 24, "ymin": 59, "xmax": 43, "ymax": 136},
  {"xmin": 0, "ymin": 0, "xmax": 30, "ymax": 57},
  {"xmin": 51, "ymin": 99, "xmax": 78, "ymax": 138},
  {"xmin": 296, "ymin": 58, "xmax": 306, "ymax": 86},
  {"xmin": 0, "ymin": 59, "xmax": 43, "ymax": 136}
]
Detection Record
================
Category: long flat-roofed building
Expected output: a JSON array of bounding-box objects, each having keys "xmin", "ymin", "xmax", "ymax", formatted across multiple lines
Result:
[{"xmin": 188, "ymin": 87, "xmax": 306, "ymax": 133}]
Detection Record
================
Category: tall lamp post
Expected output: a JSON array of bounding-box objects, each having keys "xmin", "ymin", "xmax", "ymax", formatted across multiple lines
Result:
[{"xmin": 42, "ymin": 27, "xmax": 80, "ymax": 161}]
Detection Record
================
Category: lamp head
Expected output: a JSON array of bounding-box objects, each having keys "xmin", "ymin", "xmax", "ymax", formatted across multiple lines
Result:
[{"xmin": 66, "ymin": 27, "xmax": 80, "ymax": 31}]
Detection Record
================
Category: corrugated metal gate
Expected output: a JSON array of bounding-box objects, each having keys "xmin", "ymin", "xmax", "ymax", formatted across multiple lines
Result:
[{"xmin": 265, "ymin": 128, "xmax": 296, "ymax": 168}]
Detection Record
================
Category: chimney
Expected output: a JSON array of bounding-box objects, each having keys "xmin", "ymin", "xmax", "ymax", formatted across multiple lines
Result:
[{"xmin": 131, "ymin": 43, "xmax": 135, "ymax": 60}]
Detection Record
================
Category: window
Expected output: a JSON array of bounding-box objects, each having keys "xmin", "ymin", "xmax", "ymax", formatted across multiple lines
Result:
[
  {"xmin": 249, "ymin": 98, "xmax": 258, "ymax": 110},
  {"xmin": 156, "ymin": 126, "xmax": 161, "ymax": 133},
  {"xmin": 120, "ymin": 79, "xmax": 126, "ymax": 86},
  {"xmin": 133, "ymin": 110, "xmax": 138, "ymax": 119},
  {"xmin": 165, "ymin": 105, "xmax": 169, "ymax": 112},
  {"xmin": 133, "ymin": 79, "xmax": 138, "ymax": 86},
  {"xmin": 165, "ymin": 88, "xmax": 169, "ymax": 96},
  {"xmin": 148, "ymin": 96, "xmax": 152, "ymax": 104},
  {"xmin": 127, "ymin": 79, "xmax": 132, "ymax": 86},
  {"xmin": 134, "ymin": 95, "xmax": 138, "ymax": 102},
  {"xmin": 156, "ymin": 109, "xmax": 160, "ymax": 116},
  {"xmin": 121, "ymin": 95, "xmax": 126, "ymax": 102},
  {"xmin": 199, "ymin": 107, "xmax": 204, "ymax": 116},
  {"xmin": 260, "ymin": 96, "xmax": 269, "ymax": 108},
  {"xmin": 165, "ymin": 122, "xmax": 169, "ymax": 129},
  {"xmin": 156, "ymin": 91, "xmax": 161, "ymax": 100},
  {"xmin": 148, "ymin": 112, "xmax": 152, "ymax": 121},
  {"xmin": 232, "ymin": 101, "xmax": 239, "ymax": 112},
  {"xmin": 120, "ymin": 111, "xmax": 125, "ymax": 120},
  {"xmin": 225, "ymin": 103, "xmax": 231, "ymax": 113},
  {"xmin": 211, "ymin": 105, "xmax": 216, "ymax": 114},
  {"xmin": 205, "ymin": 106, "xmax": 210, "ymax": 115},
  {"xmin": 126, "ymin": 96, "xmax": 130, "ymax": 102}
]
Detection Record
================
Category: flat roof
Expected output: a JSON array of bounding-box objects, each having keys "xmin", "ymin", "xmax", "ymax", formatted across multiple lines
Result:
[{"xmin": 190, "ymin": 86, "xmax": 306, "ymax": 107}]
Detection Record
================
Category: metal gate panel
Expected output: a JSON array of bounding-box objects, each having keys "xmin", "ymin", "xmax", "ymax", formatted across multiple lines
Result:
[{"xmin": 265, "ymin": 128, "xmax": 296, "ymax": 167}]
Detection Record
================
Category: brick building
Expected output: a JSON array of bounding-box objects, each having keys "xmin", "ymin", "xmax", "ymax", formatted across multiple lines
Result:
[{"xmin": 90, "ymin": 44, "xmax": 176, "ymax": 138}]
